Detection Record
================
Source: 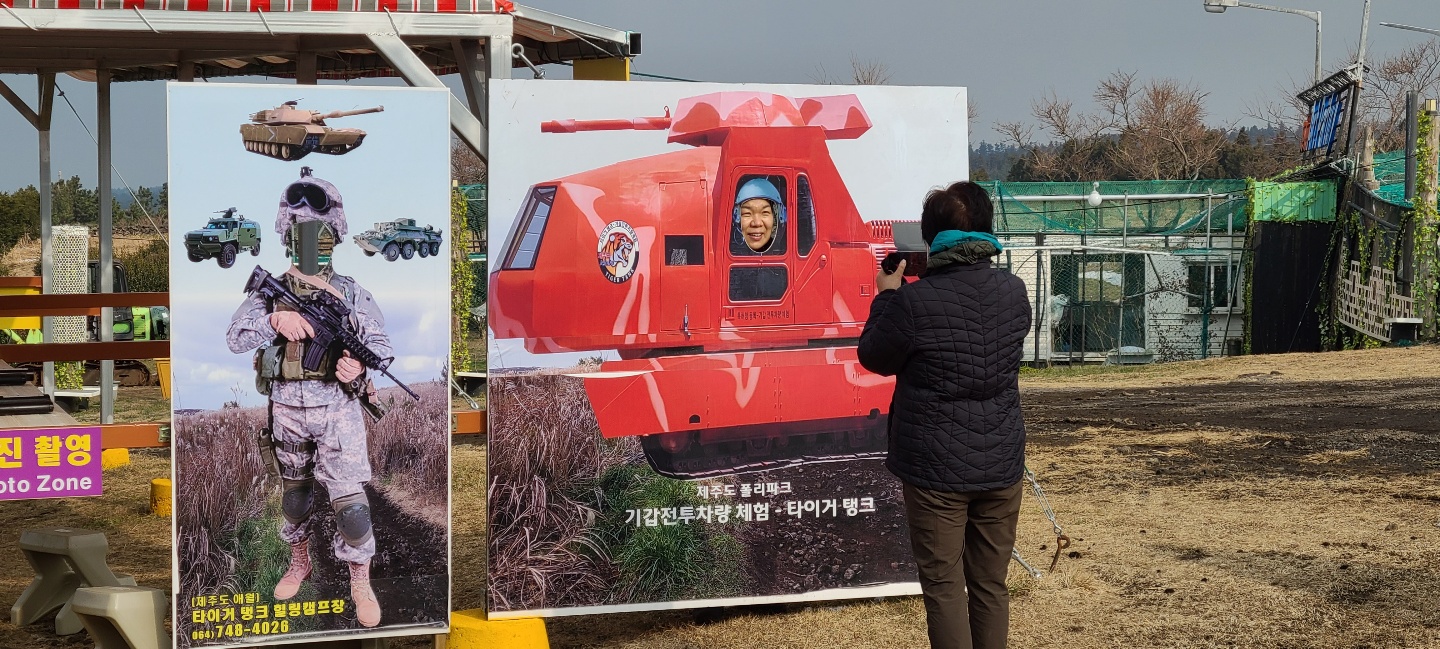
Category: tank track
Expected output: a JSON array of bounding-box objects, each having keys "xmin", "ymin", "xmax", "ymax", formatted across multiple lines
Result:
[
  {"xmin": 314, "ymin": 135, "xmax": 365, "ymax": 155},
  {"xmin": 242, "ymin": 139, "xmax": 311, "ymax": 161}
]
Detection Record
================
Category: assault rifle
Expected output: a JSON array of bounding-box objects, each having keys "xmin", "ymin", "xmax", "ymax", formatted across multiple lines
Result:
[{"xmin": 243, "ymin": 265, "xmax": 420, "ymax": 401}]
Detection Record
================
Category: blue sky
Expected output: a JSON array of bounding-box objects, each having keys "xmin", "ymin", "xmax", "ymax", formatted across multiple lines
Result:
[
  {"xmin": 2, "ymin": 1, "xmax": 1438, "ymax": 192},
  {"xmin": 167, "ymin": 83, "xmax": 450, "ymax": 410}
]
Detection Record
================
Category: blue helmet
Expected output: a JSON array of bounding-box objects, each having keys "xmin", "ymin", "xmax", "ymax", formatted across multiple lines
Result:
[{"xmin": 735, "ymin": 178, "xmax": 783, "ymax": 207}]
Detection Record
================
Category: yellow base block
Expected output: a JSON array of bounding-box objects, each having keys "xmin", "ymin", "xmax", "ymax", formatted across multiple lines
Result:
[
  {"xmin": 101, "ymin": 448, "xmax": 130, "ymax": 471},
  {"xmin": 150, "ymin": 478, "xmax": 172, "ymax": 517},
  {"xmin": 0, "ymin": 285, "xmax": 41, "ymax": 329},
  {"xmin": 156, "ymin": 358, "xmax": 171, "ymax": 400},
  {"xmin": 446, "ymin": 609, "xmax": 548, "ymax": 649}
]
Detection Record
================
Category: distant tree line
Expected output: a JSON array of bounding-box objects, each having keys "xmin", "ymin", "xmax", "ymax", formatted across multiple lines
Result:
[
  {"xmin": 987, "ymin": 41, "xmax": 1439, "ymax": 184},
  {"xmin": 0, "ymin": 177, "xmax": 167, "ymax": 275},
  {"xmin": 974, "ymin": 124, "xmax": 1297, "ymax": 183}
]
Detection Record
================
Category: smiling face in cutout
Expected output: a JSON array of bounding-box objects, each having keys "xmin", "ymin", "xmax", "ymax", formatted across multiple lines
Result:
[{"xmin": 738, "ymin": 197, "xmax": 776, "ymax": 252}]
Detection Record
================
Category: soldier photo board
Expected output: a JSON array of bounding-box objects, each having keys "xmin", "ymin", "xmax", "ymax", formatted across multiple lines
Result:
[
  {"xmin": 486, "ymin": 80, "xmax": 968, "ymax": 617},
  {"xmin": 167, "ymin": 83, "xmax": 452, "ymax": 646}
]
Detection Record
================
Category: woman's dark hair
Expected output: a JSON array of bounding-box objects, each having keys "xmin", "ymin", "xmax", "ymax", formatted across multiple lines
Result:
[{"xmin": 920, "ymin": 181, "xmax": 994, "ymax": 243}]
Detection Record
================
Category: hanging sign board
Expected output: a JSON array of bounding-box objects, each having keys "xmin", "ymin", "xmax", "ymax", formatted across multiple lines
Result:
[{"xmin": 1297, "ymin": 65, "xmax": 1363, "ymax": 160}]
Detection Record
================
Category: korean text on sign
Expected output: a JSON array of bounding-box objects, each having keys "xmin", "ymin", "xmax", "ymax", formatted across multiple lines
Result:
[{"xmin": 0, "ymin": 427, "xmax": 102, "ymax": 501}]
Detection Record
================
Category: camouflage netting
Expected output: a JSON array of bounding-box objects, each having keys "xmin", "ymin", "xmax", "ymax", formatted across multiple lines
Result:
[{"xmin": 977, "ymin": 180, "xmax": 1250, "ymax": 235}]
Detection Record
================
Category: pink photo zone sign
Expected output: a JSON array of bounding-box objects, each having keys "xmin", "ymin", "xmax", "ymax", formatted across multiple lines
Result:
[{"xmin": 0, "ymin": 427, "xmax": 103, "ymax": 500}]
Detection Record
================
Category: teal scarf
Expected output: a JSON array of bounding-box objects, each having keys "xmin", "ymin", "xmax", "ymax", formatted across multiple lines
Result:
[
  {"xmin": 926, "ymin": 230, "xmax": 1003, "ymax": 271},
  {"xmin": 928, "ymin": 229, "xmax": 1004, "ymax": 254}
]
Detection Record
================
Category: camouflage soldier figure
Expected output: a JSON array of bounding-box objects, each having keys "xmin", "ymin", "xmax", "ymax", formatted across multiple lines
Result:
[{"xmin": 226, "ymin": 167, "xmax": 388, "ymax": 628}]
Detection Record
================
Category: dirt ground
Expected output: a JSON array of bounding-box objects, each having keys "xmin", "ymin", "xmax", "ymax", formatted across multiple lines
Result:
[
  {"xmin": 2, "ymin": 346, "xmax": 1439, "ymax": 648},
  {"xmin": 475, "ymin": 345, "xmax": 1440, "ymax": 649},
  {"xmin": 0, "ymin": 450, "xmax": 171, "ymax": 649}
]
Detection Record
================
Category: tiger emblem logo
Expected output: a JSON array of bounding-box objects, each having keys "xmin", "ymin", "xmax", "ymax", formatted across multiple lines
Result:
[{"xmin": 597, "ymin": 220, "xmax": 640, "ymax": 284}]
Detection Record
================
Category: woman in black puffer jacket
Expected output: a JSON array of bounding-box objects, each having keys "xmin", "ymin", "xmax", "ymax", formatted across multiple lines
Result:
[{"xmin": 858, "ymin": 181, "xmax": 1031, "ymax": 649}]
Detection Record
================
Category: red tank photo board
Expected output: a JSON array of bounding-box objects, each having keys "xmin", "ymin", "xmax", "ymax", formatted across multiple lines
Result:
[{"xmin": 487, "ymin": 80, "xmax": 969, "ymax": 617}]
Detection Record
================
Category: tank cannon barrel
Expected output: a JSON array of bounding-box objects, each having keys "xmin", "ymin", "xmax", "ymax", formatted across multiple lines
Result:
[
  {"xmin": 317, "ymin": 105, "xmax": 385, "ymax": 121},
  {"xmin": 541, "ymin": 115, "xmax": 673, "ymax": 134}
]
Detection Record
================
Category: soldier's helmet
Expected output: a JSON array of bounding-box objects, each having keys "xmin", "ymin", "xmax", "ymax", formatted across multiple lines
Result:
[{"xmin": 276, "ymin": 166, "xmax": 348, "ymax": 240}]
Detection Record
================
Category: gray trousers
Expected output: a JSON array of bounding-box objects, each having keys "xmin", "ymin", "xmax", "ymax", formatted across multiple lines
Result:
[
  {"xmin": 273, "ymin": 398, "xmax": 376, "ymax": 564},
  {"xmin": 903, "ymin": 480, "xmax": 1023, "ymax": 649}
]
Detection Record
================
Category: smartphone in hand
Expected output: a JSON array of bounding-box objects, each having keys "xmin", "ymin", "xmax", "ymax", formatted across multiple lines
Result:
[{"xmin": 882, "ymin": 251, "xmax": 927, "ymax": 277}]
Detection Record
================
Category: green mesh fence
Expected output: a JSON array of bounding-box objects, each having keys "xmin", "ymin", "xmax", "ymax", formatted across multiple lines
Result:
[
  {"xmin": 1371, "ymin": 150, "xmax": 1419, "ymax": 207},
  {"xmin": 974, "ymin": 180, "xmax": 1251, "ymax": 364},
  {"xmin": 977, "ymin": 180, "xmax": 1250, "ymax": 235}
]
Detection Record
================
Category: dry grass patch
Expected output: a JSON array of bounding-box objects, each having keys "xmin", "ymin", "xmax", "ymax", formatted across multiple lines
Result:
[{"xmin": 1021, "ymin": 345, "xmax": 1440, "ymax": 390}]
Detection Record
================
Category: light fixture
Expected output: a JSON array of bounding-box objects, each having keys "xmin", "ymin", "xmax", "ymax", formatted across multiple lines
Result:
[{"xmin": 1086, "ymin": 182, "xmax": 1103, "ymax": 208}]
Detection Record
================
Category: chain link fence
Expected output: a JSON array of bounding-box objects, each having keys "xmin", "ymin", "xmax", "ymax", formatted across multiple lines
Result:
[{"xmin": 997, "ymin": 236, "xmax": 1246, "ymax": 365}]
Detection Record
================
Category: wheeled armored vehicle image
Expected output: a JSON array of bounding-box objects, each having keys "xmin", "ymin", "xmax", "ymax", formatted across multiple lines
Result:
[
  {"xmin": 491, "ymin": 92, "xmax": 915, "ymax": 480},
  {"xmin": 240, "ymin": 101, "xmax": 384, "ymax": 161},
  {"xmin": 184, "ymin": 208, "xmax": 261, "ymax": 268},
  {"xmin": 354, "ymin": 218, "xmax": 443, "ymax": 261}
]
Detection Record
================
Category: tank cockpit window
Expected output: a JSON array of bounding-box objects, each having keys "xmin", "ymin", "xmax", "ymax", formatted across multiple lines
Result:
[
  {"xmin": 729, "ymin": 266, "xmax": 788, "ymax": 301},
  {"xmin": 505, "ymin": 186, "xmax": 557, "ymax": 270},
  {"xmin": 730, "ymin": 175, "xmax": 787, "ymax": 257},
  {"xmin": 796, "ymin": 175, "xmax": 816, "ymax": 256}
]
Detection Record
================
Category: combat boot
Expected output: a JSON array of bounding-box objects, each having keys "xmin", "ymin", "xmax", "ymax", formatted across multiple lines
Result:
[
  {"xmin": 273, "ymin": 540, "xmax": 311, "ymax": 600},
  {"xmin": 349, "ymin": 559, "xmax": 381, "ymax": 628}
]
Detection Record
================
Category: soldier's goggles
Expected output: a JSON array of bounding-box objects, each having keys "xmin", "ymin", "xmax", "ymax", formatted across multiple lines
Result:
[{"xmin": 285, "ymin": 182, "xmax": 337, "ymax": 213}]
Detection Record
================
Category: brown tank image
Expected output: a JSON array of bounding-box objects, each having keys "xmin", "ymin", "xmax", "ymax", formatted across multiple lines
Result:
[{"xmin": 240, "ymin": 101, "xmax": 384, "ymax": 161}]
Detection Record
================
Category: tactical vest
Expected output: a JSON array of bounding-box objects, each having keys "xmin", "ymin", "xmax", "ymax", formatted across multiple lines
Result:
[{"xmin": 255, "ymin": 270, "xmax": 360, "ymax": 388}]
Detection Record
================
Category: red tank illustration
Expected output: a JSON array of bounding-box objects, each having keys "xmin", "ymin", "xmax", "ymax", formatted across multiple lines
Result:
[{"xmin": 490, "ymin": 92, "xmax": 909, "ymax": 480}]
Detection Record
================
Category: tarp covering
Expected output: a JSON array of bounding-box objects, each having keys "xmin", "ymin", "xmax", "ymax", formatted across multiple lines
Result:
[
  {"xmin": 1248, "ymin": 220, "xmax": 1334, "ymax": 354},
  {"xmin": 1249, "ymin": 180, "xmax": 1338, "ymax": 223}
]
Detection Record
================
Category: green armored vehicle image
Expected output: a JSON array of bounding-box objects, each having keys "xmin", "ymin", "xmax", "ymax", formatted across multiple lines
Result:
[
  {"xmin": 354, "ymin": 218, "xmax": 443, "ymax": 261},
  {"xmin": 240, "ymin": 101, "xmax": 384, "ymax": 161},
  {"xmin": 184, "ymin": 208, "xmax": 261, "ymax": 269}
]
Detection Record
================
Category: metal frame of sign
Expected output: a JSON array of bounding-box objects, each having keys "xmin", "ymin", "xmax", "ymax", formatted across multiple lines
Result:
[{"xmin": 1297, "ymin": 64, "xmax": 1364, "ymax": 162}]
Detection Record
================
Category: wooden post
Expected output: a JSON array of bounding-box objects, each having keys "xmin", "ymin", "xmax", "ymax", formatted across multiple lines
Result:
[{"xmin": 1418, "ymin": 99, "xmax": 1439, "ymax": 338}]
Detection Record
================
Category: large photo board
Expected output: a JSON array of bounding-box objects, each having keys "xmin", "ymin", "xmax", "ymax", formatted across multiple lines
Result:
[
  {"xmin": 168, "ymin": 83, "xmax": 451, "ymax": 646},
  {"xmin": 486, "ymin": 79, "xmax": 969, "ymax": 617}
]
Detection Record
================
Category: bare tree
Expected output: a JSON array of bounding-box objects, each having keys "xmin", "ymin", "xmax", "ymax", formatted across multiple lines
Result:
[
  {"xmin": 1248, "ymin": 41, "xmax": 1440, "ymax": 156},
  {"xmin": 1116, "ymin": 78, "xmax": 1229, "ymax": 181},
  {"xmin": 452, "ymin": 137, "xmax": 487, "ymax": 185},
  {"xmin": 1361, "ymin": 39, "xmax": 1440, "ymax": 151},
  {"xmin": 849, "ymin": 56, "xmax": 891, "ymax": 85},
  {"xmin": 1000, "ymin": 71, "xmax": 1230, "ymax": 181},
  {"xmin": 809, "ymin": 56, "xmax": 893, "ymax": 86}
]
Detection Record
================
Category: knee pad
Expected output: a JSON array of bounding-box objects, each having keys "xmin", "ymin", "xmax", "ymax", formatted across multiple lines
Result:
[
  {"xmin": 331, "ymin": 491, "xmax": 374, "ymax": 548},
  {"xmin": 280, "ymin": 479, "xmax": 314, "ymax": 525}
]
